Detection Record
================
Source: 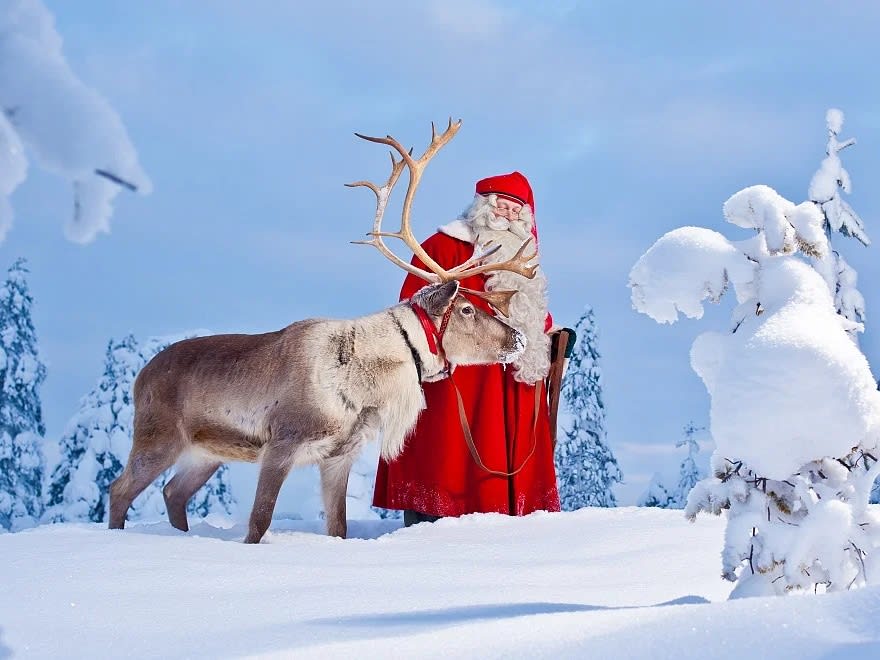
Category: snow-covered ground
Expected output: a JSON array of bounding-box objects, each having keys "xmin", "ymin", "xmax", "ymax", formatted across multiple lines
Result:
[{"xmin": 3, "ymin": 508, "xmax": 880, "ymax": 658}]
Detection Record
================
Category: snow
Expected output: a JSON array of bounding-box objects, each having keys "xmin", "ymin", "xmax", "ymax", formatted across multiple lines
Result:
[
  {"xmin": 637, "ymin": 472, "xmax": 672, "ymax": 508},
  {"xmin": 0, "ymin": 110, "xmax": 27, "ymax": 242},
  {"xmin": 628, "ymin": 227, "xmax": 754, "ymax": 324},
  {"xmin": 723, "ymin": 185, "xmax": 826, "ymax": 257},
  {"xmin": 806, "ymin": 107, "xmax": 868, "ymax": 248},
  {"xmin": 629, "ymin": 200, "xmax": 880, "ymax": 481},
  {"xmin": 0, "ymin": 0, "xmax": 151, "ymax": 244},
  {"xmin": 691, "ymin": 257, "xmax": 880, "ymax": 480},
  {"xmin": 3, "ymin": 508, "xmax": 880, "ymax": 658},
  {"xmin": 826, "ymin": 108, "xmax": 845, "ymax": 135},
  {"xmin": 630, "ymin": 183, "xmax": 880, "ymax": 594}
]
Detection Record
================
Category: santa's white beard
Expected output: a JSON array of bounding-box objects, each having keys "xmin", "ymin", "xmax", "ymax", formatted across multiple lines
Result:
[{"xmin": 466, "ymin": 198, "xmax": 551, "ymax": 384}]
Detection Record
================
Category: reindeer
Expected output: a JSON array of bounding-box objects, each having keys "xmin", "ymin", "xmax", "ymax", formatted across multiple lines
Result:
[{"xmin": 108, "ymin": 120, "xmax": 539, "ymax": 543}]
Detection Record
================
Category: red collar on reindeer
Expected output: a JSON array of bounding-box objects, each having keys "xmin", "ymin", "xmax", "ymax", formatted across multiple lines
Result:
[{"xmin": 410, "ymin": 300, "xmax": 455, "ymax": 372}]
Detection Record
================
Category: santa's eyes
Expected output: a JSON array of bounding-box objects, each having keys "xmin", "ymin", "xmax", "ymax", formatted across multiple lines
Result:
[{"xmin": 495, "ymin": 204, "xmax": 521, "ymax": 217}]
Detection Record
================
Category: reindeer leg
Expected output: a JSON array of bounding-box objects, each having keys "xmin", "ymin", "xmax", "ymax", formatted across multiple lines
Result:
[
  {"xmin": 109, "ymin": 432, "xmax": 182, "ymax": 529},
  {"xmin": 163, "ymin": 459, "xmax": 222, "ymax": 532},
  {"xmin": 318, "ymin": 407, "xmax": 379, "ymax": 539},
  {"xmin": 319, "ymin": 456, "xmax": 355, "ymax": 539},
  {"xmin": 245, "ymin": 444, "xmax": 294, "ymax": 544}
]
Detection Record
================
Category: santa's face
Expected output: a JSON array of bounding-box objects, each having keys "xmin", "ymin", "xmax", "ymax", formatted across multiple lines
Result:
[
  {"xmin": 491, "ymin": 197, "xmax": 523, "ymax": 226},
  {"xmin": 469, "ymin": 194, "xmax": 532, "ymax": 240}
]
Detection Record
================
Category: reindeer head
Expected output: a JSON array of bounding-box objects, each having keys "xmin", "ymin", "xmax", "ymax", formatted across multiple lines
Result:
[{"xmin": 410, "ymin": 280, "xmax": 526, "ymax": 373}]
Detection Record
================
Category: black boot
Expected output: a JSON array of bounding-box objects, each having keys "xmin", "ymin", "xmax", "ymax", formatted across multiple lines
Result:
[{"xmin": 403, "ymin": 510, "xmax": 442, "ymax": 527}]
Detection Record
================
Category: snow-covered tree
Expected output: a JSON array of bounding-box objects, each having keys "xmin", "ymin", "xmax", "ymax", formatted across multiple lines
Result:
[
  {"xmin": 555, "ymin": 307, "xmax": 621, "ymax": 509},
  {"xmin": 629, "ymin": 183, "xmax": 880, "ymax": 597},
  {"xmin": 637, "ymin": 473, "xmax": 672, "ymax": 509},
  {"xmin": 0, "ymin": 258, "xmax": 47, "ymax": 530},
  {"xmin": 807, "ymin": 109, "xmax": 869, "ymax": 343},
  {"xmin": 0, "ymin": 0, "xmax": 151, "ymax": 244},
  {"xmin": 44, "ymin": 335, "xmax": 138, "ymax": 523},
  {"xmin": 670, "ymin": 422, "xmax": 706, "ymax": 508},
  {"xmin": 636, "ymin": 422, "xmax": 706, "ymax": 510},
  {"xmin": 44, "ymin": 331, "xmax": 235, "ymax": 523}
]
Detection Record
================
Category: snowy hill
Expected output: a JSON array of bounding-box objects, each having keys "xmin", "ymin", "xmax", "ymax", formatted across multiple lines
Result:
[{"xmin": 3, "ymin": 508, "xmax": 880, "ymax": 658}]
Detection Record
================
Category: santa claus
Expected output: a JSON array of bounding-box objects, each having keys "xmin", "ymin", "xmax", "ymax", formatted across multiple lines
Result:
[{"xmin": 372, "ymin": 171, "xmax": 561, "ymax": 524}]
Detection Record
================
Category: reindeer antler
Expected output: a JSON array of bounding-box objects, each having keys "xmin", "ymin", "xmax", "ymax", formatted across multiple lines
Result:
[{"xmin": 348, "ymin": 119, "xmax": 539, "ymax": 317}]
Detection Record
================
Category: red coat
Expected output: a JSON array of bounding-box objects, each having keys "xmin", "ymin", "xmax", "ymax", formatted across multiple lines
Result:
[{"xmin": 372, "ymin": 231, "xmax": 561, "ymax": 517}]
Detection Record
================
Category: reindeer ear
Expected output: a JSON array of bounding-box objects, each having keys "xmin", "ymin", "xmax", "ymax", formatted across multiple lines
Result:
[{"xmin": 422, "ymin": 280, "xmax": 460, "ymax": 316}]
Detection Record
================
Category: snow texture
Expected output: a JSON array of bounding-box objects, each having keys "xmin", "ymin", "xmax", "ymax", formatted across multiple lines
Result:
[
  {"xmin": 628, "ymin": 226, "xmax": 754, "ymax": 324},
  {"xmin": 0, "ymin": 0, "xmax": 151, "ymax": 244},
  {"xmin": 6, "ymin": 509, "xmax": 880, "ymax": 658},
  {"xmin": 808, "ymin": 108, "xmax": 868, "ymax": 246},
  {"xmin": 690, "ymin": 257, "xmax": 880, "ymax": 480}
]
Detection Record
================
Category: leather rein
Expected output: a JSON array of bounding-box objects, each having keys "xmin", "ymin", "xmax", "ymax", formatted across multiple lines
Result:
[{"xmin": 410, "ymin": 300, "xmax": 541, "ymax": 478}]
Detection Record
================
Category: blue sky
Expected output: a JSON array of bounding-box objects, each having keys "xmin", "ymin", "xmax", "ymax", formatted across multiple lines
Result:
[{"xmin": 5, "ymin": 1, "xmax": 880, "ymax": 506}]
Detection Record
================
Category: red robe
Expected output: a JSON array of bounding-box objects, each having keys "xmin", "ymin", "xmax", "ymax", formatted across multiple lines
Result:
[{"xmin": 372, "ymin": 231, "xmax": 561, "ymax": 517}]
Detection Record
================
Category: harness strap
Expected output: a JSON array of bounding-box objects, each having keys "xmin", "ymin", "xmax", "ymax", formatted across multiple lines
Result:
[
  {"xmin": 450, "ymin": 370, "xmax": 542, "ymax": 478},
  {"xmin": 411, "ymin": 297, "xmax": 541, "ymax": 478}
]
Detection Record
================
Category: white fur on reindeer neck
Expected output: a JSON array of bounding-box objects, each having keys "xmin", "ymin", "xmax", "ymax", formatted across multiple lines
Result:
[{"xmin": 439, "ymin": 194, "xmax": 551, "ymax": 384}]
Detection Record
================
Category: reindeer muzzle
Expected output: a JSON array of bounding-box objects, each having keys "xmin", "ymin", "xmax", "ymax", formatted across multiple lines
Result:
[{"xmin": 500, "ymin": 329, "xmax": 527, "ymax": 364}]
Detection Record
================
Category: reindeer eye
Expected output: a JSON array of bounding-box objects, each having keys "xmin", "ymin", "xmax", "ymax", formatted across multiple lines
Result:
[{"xmin": 461, "ymin": 305, "xmax": 475, "ymax": 316}]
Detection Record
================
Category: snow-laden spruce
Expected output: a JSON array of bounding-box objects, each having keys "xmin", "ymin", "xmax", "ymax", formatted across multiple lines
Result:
[
  {"xmin": 44, "ymin": 332, "xmax": 235, "ymax": 524},
  {"xmin": 673, "ymin": 422, "xmax": 706, "ymax": 508},
  {"xmin": 637, "ymin": 422, "xmax": 707, "ymax": 509},
  {"xmin": 0, "ymin": 0, "xmax": 151, "ymax": 244},
  {"xmin": 638, "ymin": 473, "xmax": 673, "ymax": 508},
  {"xmin": 629, "ymin": 181, "xmax": 880, "ymax": 596},
  {"xmin": 0, "ymin": 258, "xmax": 46, "ymax": 531},
  {"xmin": 806, "ymin": 109, "xmax": 868, "ymax": 343},
  {"xmin": 555, "ymin": 307, "xmax": 621, "ymax": 509}
]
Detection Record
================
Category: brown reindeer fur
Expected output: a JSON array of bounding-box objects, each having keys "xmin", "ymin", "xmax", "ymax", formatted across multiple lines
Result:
[{"xmin": 108, "ymin": 282, "xmax": 524, "ymax": 543}]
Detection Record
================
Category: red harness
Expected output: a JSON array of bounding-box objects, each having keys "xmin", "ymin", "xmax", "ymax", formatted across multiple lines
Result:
[{"xmin": 410, "ymin": 300, "xmax": 455, "ymax": 373}]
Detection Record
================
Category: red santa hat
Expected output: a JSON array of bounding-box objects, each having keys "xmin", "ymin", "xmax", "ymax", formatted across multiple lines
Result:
[{"xmin": 475, "ymin": 171, "xmax": 539, "ymax": 241}]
